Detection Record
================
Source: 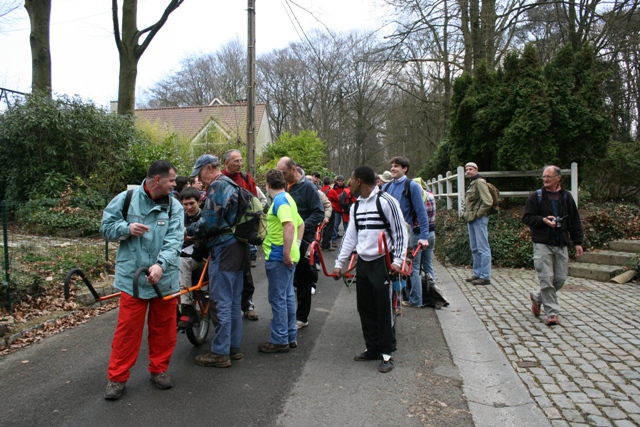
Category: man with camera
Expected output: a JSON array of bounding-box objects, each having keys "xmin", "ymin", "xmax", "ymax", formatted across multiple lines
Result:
[{"xmin": 522, "ymin": 165, "xmax": 584, "ymax": 326}]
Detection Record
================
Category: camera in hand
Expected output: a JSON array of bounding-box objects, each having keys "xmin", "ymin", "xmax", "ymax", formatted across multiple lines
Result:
[{"xmin": 553, "ymin": 216, "xmax": 567, "ymax": 228}]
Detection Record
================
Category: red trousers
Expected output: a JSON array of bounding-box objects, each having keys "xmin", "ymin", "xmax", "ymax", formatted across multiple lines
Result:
[{"xmin": 107, "ymin": 292, "xmax": 177, "ymax": 382}]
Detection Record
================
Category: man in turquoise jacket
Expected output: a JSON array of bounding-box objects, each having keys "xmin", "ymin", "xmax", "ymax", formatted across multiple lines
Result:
[{"xmin": 100, "ymin": 160, "xmax": 184, "ymax": 401}]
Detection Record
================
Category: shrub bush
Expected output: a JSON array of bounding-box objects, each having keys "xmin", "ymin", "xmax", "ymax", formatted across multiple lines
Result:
[
  {"xmin": 435, "ymin": 200, "xmax": 640, "ymax": 269},
  {"xmin": 436, "ymin": 204, "xmax": 534, "ymax": 269}
]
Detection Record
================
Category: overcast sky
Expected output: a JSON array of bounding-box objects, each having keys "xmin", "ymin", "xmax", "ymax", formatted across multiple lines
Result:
[{"xmin": 1, "ymin": 0, "xmax": 390, "ymax": 108}]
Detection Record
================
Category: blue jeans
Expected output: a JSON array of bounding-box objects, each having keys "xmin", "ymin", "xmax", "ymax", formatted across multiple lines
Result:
[
  {"xmin": 265, "ymin": 261, "xmax": 297, "ymax": 345},
  {"xmin": 208, "ymin": 240, "xmax": 244, "ymax": 355},
  {"xmin": 420, "ymin": 230, "xmax": 436, "ymax": 290},
  {"xmin": 331, "ymin": 212, "xmax": 343, "ymax": 242},
  {"xmin": 408, "ymin": 232, "xmax": 424, "ymax": 306},
  {"xmin": 467, "ymin": 216, "xmax": 491, "ymax": 280}
]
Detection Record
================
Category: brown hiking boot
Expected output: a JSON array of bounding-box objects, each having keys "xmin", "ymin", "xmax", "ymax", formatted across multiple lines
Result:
[
  {"xmin": 230, "ymin": 348, "xmax": 243, "ymax": 360},
  {"xmin": 258, "ymin": 342, "xmax": 290, "ymax": 353},
  {"xmin": 104, "ymin": 381, "xmax": 126, "ymax": 400},
  {"xmin": 195, "ymin": 352, "xmax": 231, "ymax": 368},
  {"xmin": 150, "ymin": 372, "xmax": 173, "ymax": 389}
]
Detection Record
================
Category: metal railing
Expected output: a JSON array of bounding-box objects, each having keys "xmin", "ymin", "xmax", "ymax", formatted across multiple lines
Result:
[{"xmin": 426, "ymin": 163, "xmax": 579, "ymax": 214}]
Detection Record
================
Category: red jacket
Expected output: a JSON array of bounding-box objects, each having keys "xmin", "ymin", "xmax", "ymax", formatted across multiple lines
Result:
[
  {"xmin": 222, "ymin": 170, "xmax": 258, "ymax": 196},
  {"xmin": 326, "ymin": 185, "xmax": 346, "ymax": 213}
]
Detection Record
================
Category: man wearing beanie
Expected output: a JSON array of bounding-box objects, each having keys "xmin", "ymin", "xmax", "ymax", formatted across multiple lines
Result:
[{"xmin": 463, "ymin": 162, "xmax": 492, "ymax": 285}]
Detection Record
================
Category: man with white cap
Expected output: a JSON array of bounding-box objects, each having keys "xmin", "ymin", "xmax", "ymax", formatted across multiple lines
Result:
[
  {"xmin": 186, "ymin": 154, "xmax": 246, "ymax": 368},
  {"xmin": 463, "ymin": 162, "xmax": 492, "ymax": 285}
]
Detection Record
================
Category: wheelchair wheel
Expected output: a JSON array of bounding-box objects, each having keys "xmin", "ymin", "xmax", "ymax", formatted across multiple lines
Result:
[{"xmin": 186, "ymin": 290, "xmax": 210, "ymax": 346}]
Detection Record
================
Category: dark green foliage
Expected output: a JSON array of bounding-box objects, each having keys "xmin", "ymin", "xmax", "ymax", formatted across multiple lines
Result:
[
  {"xmin": 581, "ymin": 202, "xmax": 640, "ymax": 249},
  {"xmin": 435, "ymin": 200, "xmax": 640, "ymax": 269},
  {"xmin": 0, "ymin": 93, "xmax": 150, "ymax": 201},
  {"xmin": 447, "ymin": 43, "xmax": 610, "ymax": 180},
  {"xmin": 545, "ymin": 44, "xmax": 611, "ymax": 168},
  {"xmin": 497, "ymin": 45, "xmax": 554, "ymax": 170},
  {"xmin": 419, "ymin": 139, "xmax": 454, "ymax": 180},
  {"xmin": 581, "ymin": 140, "xmax": 640, "ymax": 203},
  {"xmin": 435, "ymin": 205, "xmax": 534, "ymax": 268}
]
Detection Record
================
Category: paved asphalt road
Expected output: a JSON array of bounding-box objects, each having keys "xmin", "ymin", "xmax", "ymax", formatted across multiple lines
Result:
[{"xmin": 0, "ymin": 249, "xmax": 472, "ymax": 427}]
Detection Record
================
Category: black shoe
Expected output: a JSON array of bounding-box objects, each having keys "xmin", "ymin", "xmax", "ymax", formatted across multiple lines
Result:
[
  {"xmin": 379, "ymin": 358, "xmax": 394, "ymax": 373},
  {"xmin": 471, "ymin": 278, "xmax": 491, "ymax": 286},
  {"xmin": 289, "ymin": 341, "xmax": 298, "ymax": 349},
  {"xmin": 354, "ymin": 350, "xmax": 381, "ymax": 361},
  {"xmin": 465, "ymin": 276, "xmax": 479, "ymax": 283},
  {"xmin": 104, "ymin": 381, "xmax": 125, "ymax": 400},
  {"xmin": 150, "ymin": 372, "xmax": 173, "ymax": 389}
]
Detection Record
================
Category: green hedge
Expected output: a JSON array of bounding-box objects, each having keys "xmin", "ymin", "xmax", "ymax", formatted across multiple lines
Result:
[{"xmin": 434, "ymin": 200, "xmax": 640, "ymax": 269}]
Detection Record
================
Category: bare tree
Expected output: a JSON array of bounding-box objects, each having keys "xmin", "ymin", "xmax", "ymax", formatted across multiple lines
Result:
[
  {"xmin": 0, "ymin": 0, "xmax": 22, "ymax": 32},
  {"xmin": 112, "ymin": 0, "xmax": 184, "ymax": 115},
  {"xmin": 141, "ymin": 38, "xmax": 247, "ymax": 108},
  {"xmin": 24, "ymin": 0, "xmax": 52, "ymax": 96}
]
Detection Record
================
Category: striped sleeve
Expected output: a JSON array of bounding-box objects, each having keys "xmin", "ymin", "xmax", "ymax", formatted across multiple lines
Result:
[{"xmin": 380, "ymin": 193, "xmax": 408, "ymax": 266}]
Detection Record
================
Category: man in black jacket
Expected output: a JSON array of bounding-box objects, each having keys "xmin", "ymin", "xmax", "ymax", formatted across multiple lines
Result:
[{"xmin": 522, "ymin": 165, "xmax": 584, "ymax": 326}]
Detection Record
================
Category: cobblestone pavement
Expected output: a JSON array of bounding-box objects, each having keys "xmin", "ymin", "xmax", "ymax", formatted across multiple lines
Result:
[{"xmin": 448, "ymin": 266, "xmax": 640, "ymax": 427}]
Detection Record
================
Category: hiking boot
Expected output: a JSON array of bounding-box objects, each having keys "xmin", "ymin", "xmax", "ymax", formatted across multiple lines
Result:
[
  {"xmin": 258, "ymin": 342, "xmax": 291, "ymax": 353},
  {"xmin": 379, "ymin": 358, "xmax": 394, "ymax": 373},
  {"xmin": 530, "ymin": 292, "xmax": 541, "ymax": 317},
  {"xmin": 354, "ymin": 350, "xmax": 381, "ymax": 361},
  {"xmin": 471, "ymin": 278, "xmax": 491, "ymax": 286},
  {"xmin": 296, "ymin": 320, "xmax": 309, "ymax": 330},
  {"xmin": 104, "ymin": 381, "xmax": 125, "ymax": 400},
  {"xmin": 195, "ymin": 352, "xmax": 231, "ymax": 368},
  {"xmin": 150, "ymin": 372, "xmax": 173, "ymax": 390},
  {"xmin": 244, "ymin": 309, "xmax": 259, "ymax": 321},
  {"xmin": 177, "ymin": 304, "xmax": 199, "ymax": 330},
  {"xmin": 465, "ymin": 276, "xmax": 479, "ymax": 283},
  {"xmin": 401, "ymin": 301, "xmax": 422, "ymax": 308},
  {"xmin": 230, "ymin": 348, "xmax": 243, "ymax": 360},
  {"xmin": 546, "ymin": 314, "xmax": 560, "ymax": 326}
]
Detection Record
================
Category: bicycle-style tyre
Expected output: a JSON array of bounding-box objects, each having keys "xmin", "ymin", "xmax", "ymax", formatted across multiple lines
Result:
[
  {"xmin": 392, "ymin": 290, "xmax": 402, "ymax": 318},
  {"xmin": 186, "ymin": 291, "xmax": 210, "ymax": 346}
]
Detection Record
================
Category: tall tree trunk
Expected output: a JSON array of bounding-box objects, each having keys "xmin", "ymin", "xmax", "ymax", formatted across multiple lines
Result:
[
  {"xmin": 25, "ymin": 0, "xmax": 52, "ymax": 97},
  {"xmin": 459, "ymin": 0, "xmax": 473, "ymax": 72},
  {"xmin": 112, "ymin": 0, "xmax": 184, "ymax": 116},
  {"xmin": 481, "ymin": 0, "xmax": 497, "ymax": 69}
]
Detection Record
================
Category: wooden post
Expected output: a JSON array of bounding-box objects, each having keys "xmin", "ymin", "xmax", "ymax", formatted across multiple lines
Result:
[
  {"xmin": 457, "ymin": 166, "xmax": 465, "ymax": 216},
  {"xmin": 571, "ymin": 162, "xmax": 578, "ymax": 208}
]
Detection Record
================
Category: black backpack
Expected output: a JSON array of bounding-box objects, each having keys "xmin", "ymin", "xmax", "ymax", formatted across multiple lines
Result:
[{"xmin": 338, "ymin": 190, "xmax": 355, "ymax": 213}]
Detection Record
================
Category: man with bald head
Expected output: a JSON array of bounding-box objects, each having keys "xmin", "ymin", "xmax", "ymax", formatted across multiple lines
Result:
[
  {"xmin": 522, "ymin": 165, "xmax": 583, "ymax": 326},
  {"xmin": 276, "ymin": 157, "xmax": 324, "ymax": 329}
]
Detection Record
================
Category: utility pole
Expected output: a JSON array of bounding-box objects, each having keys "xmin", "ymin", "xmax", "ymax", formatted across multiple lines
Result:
[
  {"xmin": 338, "ymin": 89, "xmax": 342, "ymax": 175},
  {"xmin": 246, "ymin": 0, "xmax": 256, "ymax": 177}
]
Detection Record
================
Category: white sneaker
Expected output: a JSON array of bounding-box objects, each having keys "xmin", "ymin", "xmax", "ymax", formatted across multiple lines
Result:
[
  {"xmin": 311, "ymin": 286, "xmax": 316, "ymax": 295},
  {"xmin": 296, "ymin": 320, "xmax": 309, "ymax": 330}
]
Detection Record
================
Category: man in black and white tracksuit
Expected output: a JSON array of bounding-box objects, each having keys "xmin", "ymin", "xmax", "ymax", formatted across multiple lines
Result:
[{"xmin": 332, "ymin": 166, "xmax": 408, "ymax": 373}]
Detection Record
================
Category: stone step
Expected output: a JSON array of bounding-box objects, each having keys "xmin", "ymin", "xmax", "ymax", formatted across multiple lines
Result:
[
  {"xmin": 576, "ymin": 250, "xmax": 637, "ymax": 266},
  {"xmin": 609, "ymin": 240, "xmax": 640, "ymax": 253},
  {"xmin": 568, "ymin": 262, "xmax": 624, "ymax": 282}
]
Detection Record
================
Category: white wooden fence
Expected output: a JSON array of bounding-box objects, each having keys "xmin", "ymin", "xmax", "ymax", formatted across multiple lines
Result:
[{"xmin": 426, "ymin": 162, "xmax": 579, "ymax": 215}]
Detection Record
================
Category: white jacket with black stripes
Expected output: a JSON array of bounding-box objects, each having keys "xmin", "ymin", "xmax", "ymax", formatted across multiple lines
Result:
[{"xmin": 335, "ymin": 186, "xmax": 408, "ymax": 270}]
